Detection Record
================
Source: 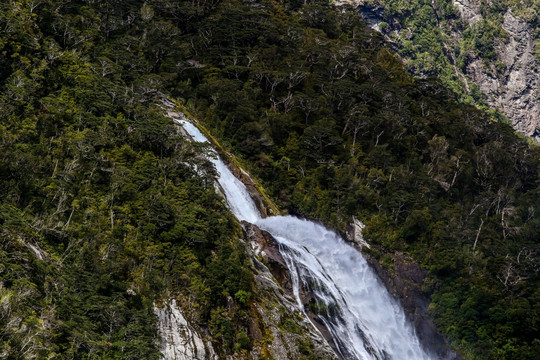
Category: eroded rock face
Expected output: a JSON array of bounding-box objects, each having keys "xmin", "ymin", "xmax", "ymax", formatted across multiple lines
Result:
[
  {"xmin": 466, "ymin": 10, "xmax": 540, "ymax": 139},
  {"xmin": 243, "ymin": 222, "xmax": 292, "ymax": 292},
  {"xmin": 154, "ymin": 300, "xmax": 217, "ymax": 360},
  {"xmin": 241, "ymin": 222, "xmax": 338, "ymax": 360},
  {"xmin": 337, "ymin": 1, "xmax": 540, "ymax": 140},
  {"xmin": 343, "ymin": 215, "xmax": 459, "ymax": 358},
  {"xmin": 453, "ymin": 0, "xmax": 483, "ymax": 24}
]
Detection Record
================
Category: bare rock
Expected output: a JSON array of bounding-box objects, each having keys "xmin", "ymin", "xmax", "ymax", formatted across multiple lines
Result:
[
  {"xmin": 154, "ymin": 299, "xmax": 217, "ymax": 360},
  {"xmin": 453, "ymin": 0, "xmax": 483, "ymax": 24},
  {"xmin": 343, "ymin": 2, "xmax": 540, "ymax": 140},
  {"xmin": 465, "ymin": 10, "xmax": 540, "ymax": 139},
  {"xmin": 226, "ymin": 162, "xmax": 276, "ymax": 217},
  {"xmin": 345, "ymin": 216, "xmax": 370, "ymax": 249},
  {"xmin": 241, "ymin": 222, "xmax": 339, "ymax": 360},
  {"xmin": 243, "ymin": 222, "xmax": 287, "ymax": 268}
]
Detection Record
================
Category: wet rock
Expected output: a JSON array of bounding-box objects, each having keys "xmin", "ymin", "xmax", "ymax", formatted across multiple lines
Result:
[
  {"xmin": 242, "ymin": 222, "xmax": 291, "ymax": 290},
  {"xmin": 227, "ymin": 162, "xmax": 276, "ymax": 217},
  {"xmin": 241, "ymin": 222, "xmax": 339, "ymax": 360},
  {"xmin": 363, "ymin": 247, "xmax": 462, "ymax": 360},
  {"xmin": 344, "ymin": 216, "xmax": 448, "ymax": 357},
  {"xmin": 247, "ymin": 317, "xmax": 262, "ymax": 342}
]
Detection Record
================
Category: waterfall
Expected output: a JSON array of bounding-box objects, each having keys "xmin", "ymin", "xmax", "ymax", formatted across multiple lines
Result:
[
  {"xmin": 179, "ymin": 120, "xmax": 261, "ymax": 224},
  {"xmin": 176, "ymin": 116, "xmax": 433, "ymax": 360}
]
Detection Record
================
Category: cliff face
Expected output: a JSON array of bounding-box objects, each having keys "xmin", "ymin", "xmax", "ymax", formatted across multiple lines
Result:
[
  {"xmin": 453, "ymin": 0, "xmax": 482, "ymax": 24},
  {"xmin": 241, "ymin": 222, "xmax": 338, "ymax": 360},
  {"xmin": 465, "ymin": 10, "xmax": 540, "ymax": 139},
  {"xmin": 337, "ymin": 0, "xmax": 540, "ymax": 140},
  {"xmin": 156, "ymin": 104, "xmax": 336, "ymax": 360},
  {"xmin": 342, "ymin": 219, "xmax": 461, "ymax": 360},
  {"xmin": 154, "ymin": 300, "xmax": 217, "ymax": 360},
  {"xmin": 362, "ymin": 249, "xmax": 462, "ymax": 360},
  {"xmin": 154, "ymin": 222, "xmax": 338, "ymax": 360}
]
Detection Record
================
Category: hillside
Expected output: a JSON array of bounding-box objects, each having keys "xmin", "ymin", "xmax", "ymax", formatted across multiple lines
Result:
[
  {"xmin": 340, "ymin": 0, "xmax": 540, "ymax": 140},
  {"xmin": 1, "ymin": 0, "xmax": 539, "ymax": 359},
  {"xmin": 171, "ymin": 0, "xmax": 540, "ymax": 358}
]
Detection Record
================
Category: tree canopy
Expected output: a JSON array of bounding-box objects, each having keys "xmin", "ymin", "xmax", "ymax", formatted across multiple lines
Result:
[{"xmin": 0, "ymin": 0, "xmax": 538, "ymax": 359}]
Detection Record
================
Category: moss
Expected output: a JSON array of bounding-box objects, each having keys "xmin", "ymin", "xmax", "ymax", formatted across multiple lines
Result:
[
  {"xmin": 235, "ymin": 331, "xmax": 252, "ymax": 350},
  {"xmin": 279, "ymin": 317, "xmax": 303, "ymax": 334},
  {"xmin": 381, "ymin": 254, "xmax": 395, "ymax": 271}
]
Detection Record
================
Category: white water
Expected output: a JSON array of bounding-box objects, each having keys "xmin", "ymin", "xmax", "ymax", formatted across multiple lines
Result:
[
  {"xmin": 176, "ymin": 115, "xmax": 432, "ymax": 360},
  {"xmin": 179, "ymin": 120, "xmax": 260, "ymax": 224}
]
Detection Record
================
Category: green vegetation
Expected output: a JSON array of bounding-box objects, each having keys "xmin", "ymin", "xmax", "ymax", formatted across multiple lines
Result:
[
  {"xmin": 1, "ymin": 0, "xmax": 539, "ymax": 359},
  {"xmin": 165, "ymin": 1, "xmax": 537, "ymax": 358},
  {"xmin": 362, "ymin": 0, "xmax": 540, "ymax": 114},
  {"xmin": 0, "ymin": 0, "xmax": 254, "ymax": 358}
]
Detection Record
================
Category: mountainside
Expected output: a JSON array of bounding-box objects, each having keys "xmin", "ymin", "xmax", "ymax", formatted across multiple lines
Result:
[
  {"xmin": 339, "ymin": 0, "xmax": 540, "ymax": 140},
  {"xmin": 0, "ymin": 1, "xmax": 330, "ymax": 358},
  {"xmin": 1, "ymin": 0, "xmax": 539, "ymax": 359},
  {"xmin": 168, "ymin": 1, "xmax": 540, "ymax": 358}
]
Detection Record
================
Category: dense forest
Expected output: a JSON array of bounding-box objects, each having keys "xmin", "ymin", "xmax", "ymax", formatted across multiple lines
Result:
[
  {"xmin": 0, "ymin": 0, "xmax": 539, "ymax": 359},
  {"xmin": 0, "ymin": 0, "xmax": 255, "ymax": 358}
]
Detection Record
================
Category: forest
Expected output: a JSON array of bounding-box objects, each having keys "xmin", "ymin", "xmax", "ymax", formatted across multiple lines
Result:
[
  {"xmin": 1, "ymin": 0, "xmax": 254, "ymax": 358},
  {"xmin": 0, "ymin": 0, "xmax": 539, "ymax": 359}
]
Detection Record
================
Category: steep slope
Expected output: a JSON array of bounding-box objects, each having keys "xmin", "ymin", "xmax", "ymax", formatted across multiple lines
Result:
[
  {"xmin": 168, "ymin": 1, "xmax": 540, "ymax": 359},
  {"xmin": 0, "ymin": 1, "xmax": 329, "ymax": 358},
  {"xmin": 1, "ymin": 0, "xmax": 539, "ymax": 359},
  {"xmin": 339, "ymin": 0, "xmax": 540, "ymax": 140}
]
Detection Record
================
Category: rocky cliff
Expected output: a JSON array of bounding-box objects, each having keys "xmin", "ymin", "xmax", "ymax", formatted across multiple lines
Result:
[
  {"xmin": 342, "ymin": 218, "xmax": 461, "ymax": 360},
  {"xmin": 154, "ymin": 223, "xmax": 338, "ymax": 360},
  {"xmin": 241, "ymin": 222, "xmax": 338, "ymax": 360},
  {"xmin": 465, "ymin": 9, "xmax": 540, "ymax": 139},
  {"xmin": 336, "ymin": 0, "xmax": 540, "ymax": 140},
  {"xmin": 155, "ymin": 300, "xmax": 218, "ymax": 360},
  {"xmin": 362, "ymin": 248, "xmax": 462, "ymax": 360},
  {"xmin": 156, "ymin": 103, "xmax": 337, "ymax": 360}
]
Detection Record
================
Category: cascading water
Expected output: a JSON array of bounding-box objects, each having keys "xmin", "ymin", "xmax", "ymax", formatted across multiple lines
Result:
[
  {"xmin": 176, "ymin": 115, "xmax": 433, "ymax": 360},
  {"xmin": 180, "ymin": 120, "xmax": 260, "ymax": 224}
]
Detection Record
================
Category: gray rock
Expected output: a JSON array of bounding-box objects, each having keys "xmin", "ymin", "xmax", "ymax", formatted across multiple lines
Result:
[
  {"xmin": 154, "ymin": 299, "xmax": 217, "ymax": 360},
  {"xmin": 453, "ymin": 0, "xmax": 483, "ymax": 24},
  {"xmin": 241, "ymin": 222, "xmax": 339, "ymax": 360},
  {"xmin": 363, "ymin": 249, "xmax": 463, "ymax": 360},
  {"xmin": 337, "ymin": 1, "xmax": 540, "ymax": 140},
  {"xmin": 464, "ymin": 9, "xmax": 540, "ymax": 139}
]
